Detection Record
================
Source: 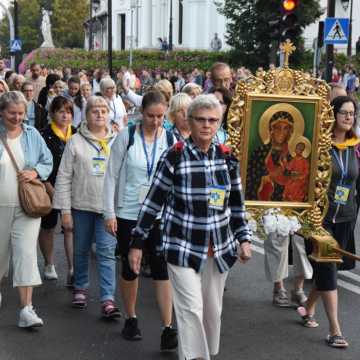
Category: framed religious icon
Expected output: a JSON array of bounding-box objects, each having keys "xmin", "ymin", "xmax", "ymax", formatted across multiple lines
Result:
[
  {"xmin": 242, "ymin": 93, "xmax": 321, "ymax": 209},
  {"xmin": 226, "ymin": 40, "xmax": 347, "ymax": 263}
]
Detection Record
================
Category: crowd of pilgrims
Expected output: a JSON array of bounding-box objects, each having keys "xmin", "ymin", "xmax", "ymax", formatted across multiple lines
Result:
[{"xmin": 0, "ymin": 59, "xmax": 359, "ymax": 358}]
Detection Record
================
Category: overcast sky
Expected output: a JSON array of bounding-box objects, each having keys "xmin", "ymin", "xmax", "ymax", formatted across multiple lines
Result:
[{"xmin": 0, "ymin": 0, "xmax": 10, "ymax": 19}]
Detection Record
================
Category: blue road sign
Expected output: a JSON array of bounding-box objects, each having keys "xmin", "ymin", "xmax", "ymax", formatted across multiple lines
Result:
[
  {"xmin": 324, "ymin": 18, "xmax": 349, "ymax": 45},
  {"xmin": 10, "ymin": 39, "xmax": 22, "ymax": 52}
]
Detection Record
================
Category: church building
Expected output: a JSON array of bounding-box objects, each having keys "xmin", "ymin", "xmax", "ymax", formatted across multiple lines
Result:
[{"xmin": 84, "ymin": 0, "xmax": 228, "ymax": 51}]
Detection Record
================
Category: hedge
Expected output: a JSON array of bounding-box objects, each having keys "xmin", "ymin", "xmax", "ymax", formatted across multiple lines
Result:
[
  {"xmin": 30, "ymin": 48, "xmax": 231, "ymax": 73},
  {"xmin": 28, "ymin": 47, "xmax": 358, "ymax": 74}
]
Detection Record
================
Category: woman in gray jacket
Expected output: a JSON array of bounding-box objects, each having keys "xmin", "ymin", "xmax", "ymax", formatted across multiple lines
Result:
[{"xmin": 53, "ymin": 96, "xmax": 120, "ymax": 318}]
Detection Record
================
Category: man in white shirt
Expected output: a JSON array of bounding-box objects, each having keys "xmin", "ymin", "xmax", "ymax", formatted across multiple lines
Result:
[{"xmin": 27, "ymin": 63, "xmax": 46, "ymax": 102}]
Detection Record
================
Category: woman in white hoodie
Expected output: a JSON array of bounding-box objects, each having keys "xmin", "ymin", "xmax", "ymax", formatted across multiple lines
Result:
[{"xmin": 53, "ymin": 96, "xmax": 120, "ymax": 319}]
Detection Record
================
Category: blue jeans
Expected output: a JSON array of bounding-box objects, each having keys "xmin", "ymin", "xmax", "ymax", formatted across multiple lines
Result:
[{"xmin": 72, "ymin": 209, "xmax": 117, "ymax": 302}]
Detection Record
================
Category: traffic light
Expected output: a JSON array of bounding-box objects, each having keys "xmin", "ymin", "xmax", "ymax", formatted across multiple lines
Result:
[
  {"xmin": 281, "ymin": 0, "xmax": 300, "ymax": 41},
  {"xmin": 282, "ymin": 0, "xmax": 297, "ymax": 12}
]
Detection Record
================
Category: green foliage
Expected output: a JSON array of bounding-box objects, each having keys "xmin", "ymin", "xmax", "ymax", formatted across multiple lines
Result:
[
  {"xmin": 29, "ymin": 48, "xmax": 232, "ymax": 72},
  {"xmin": 27, "ymin": 47, "xmax": 324, "ymax": 74},
  {"xmin": 0, "ymin": 0, "xmax": 89, "ymax": 57},
  {"xmin": 216, "ymin": 0, "xmax": 323, "ymax": 70}
]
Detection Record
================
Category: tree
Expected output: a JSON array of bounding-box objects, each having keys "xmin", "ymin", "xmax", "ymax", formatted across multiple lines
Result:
[
  {"xmin": 215, "ymin": 0, "xmax": 323, "ymax": 70},
  {"xmin": 0, "ymin": 0, "xmax": 89, "ymax": 58}
]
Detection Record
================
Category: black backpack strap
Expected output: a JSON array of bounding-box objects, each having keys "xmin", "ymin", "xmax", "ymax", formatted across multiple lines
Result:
[
  {"xmin": 165, "ymin": 129, "xmax": 175, "ymax": 147},
  {"xmin": 127, "ymin": 124, "xmax": 137, "ymax": 151}
]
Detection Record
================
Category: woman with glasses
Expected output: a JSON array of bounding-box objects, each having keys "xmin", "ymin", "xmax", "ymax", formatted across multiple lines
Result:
[
  {"xmin": 128, "ymin": 94, "xmax": 252, "ymax": 360},
  {"xmin": 298, "ymin": 95, "xmax": 360, "ymax": 348}
]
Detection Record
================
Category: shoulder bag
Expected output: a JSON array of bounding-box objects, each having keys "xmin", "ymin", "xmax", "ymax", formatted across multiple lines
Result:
[{"xmin": 0, "ymin": 136, "xmax": 52, "ymax": 218}]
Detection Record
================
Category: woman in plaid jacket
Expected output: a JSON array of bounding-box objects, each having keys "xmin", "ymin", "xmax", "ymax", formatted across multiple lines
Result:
[{"xmin": 129, "ymin": 94, "xmax": 252, "ymax": 360}]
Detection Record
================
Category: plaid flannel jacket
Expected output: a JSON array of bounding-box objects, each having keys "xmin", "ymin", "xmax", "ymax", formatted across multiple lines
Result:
[{"xmin": 131, "ymin": 137, "xmax": 251, "ymax": 273}]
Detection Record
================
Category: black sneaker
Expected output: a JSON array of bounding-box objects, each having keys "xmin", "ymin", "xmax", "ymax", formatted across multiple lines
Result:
[
  {"xmin": 122, "ymin": 317, "xmax": 142, "ymax": 341},
  {"xmin": 160, "ymin": 326, "xmax": 178, "ymax": 351}
]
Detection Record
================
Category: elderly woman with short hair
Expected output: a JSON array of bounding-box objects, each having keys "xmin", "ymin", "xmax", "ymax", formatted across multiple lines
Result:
[
  {"xmin": 168, "ymin": 92, "xmax": 192, "ymax": 141},
  {"xmin": 129, "ymin": 94, "xmax": 252, "ymax": 360},
  {"xmin": 0, "ymin": 91, "xmax": 53, "ymax": 327},
  {"xmin": 181, "ymin": 82, "xmax": 203, "ymax": 99},
  {"xmin": 53, "ymin": 96, "xmax": 120, "ymax": 318},
  {"xmin": 100, "ymin": 77, "xmax": 127, "ymax": 132}
]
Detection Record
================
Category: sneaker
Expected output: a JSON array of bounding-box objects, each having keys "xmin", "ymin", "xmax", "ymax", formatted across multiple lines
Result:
[
  {"xmin": 122, "ymin": 317, "xmax": 142, "ymax": 341},
  {"xmin": 44, "ymin": 264, "xmax": 58, "ymax": 280},
  {"xmin": 291, "ymin": 289, "xmax": 307, "ymax": 306},
  {"xmin": 18, "ymin": 305, "xmax": 44, "ymax": 328},
  {"xmin": 160, "ymin": 326, "xmax": 178, "ymax": 351},
  {"xmin": 273, "ymin": 288, "xmax": 290, "ymax": 307}
]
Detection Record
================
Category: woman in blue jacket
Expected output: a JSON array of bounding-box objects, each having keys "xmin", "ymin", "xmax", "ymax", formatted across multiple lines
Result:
[{"xmin": 0, "ymin": 91, "xmax": 52, "ymax": 328}]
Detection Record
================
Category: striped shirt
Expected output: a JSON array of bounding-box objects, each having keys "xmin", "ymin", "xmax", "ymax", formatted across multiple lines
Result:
[{"xmin": 131, "ymin": 137, "xmax": 251, "ymax": 273}]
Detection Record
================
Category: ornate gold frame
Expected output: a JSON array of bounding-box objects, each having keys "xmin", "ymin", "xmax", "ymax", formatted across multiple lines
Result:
[{"xmin": 227, "ymin": 41, "xmax": 340, "ymax": 261}]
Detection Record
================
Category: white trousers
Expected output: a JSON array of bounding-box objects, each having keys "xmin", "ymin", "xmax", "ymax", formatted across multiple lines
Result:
[
  {"xmin": 0, "ymin": 206, "xmax": 42, "ymax": 287},
  {"xmin": 168, "ymin": 258, "xmax": 228, "ymax": 360},
  {"xmin": 264, "ymin": 233, "xmax": 313, "ymax": 283}
]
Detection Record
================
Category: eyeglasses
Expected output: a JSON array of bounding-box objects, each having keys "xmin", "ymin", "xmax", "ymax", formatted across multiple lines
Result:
[
  {"xmin": 338, "ymin": 110, "xmax": 355, "ymax": 117},
  {"xmin": 190, "ymin": 116, "xmax": 220, "ymax": 125}
]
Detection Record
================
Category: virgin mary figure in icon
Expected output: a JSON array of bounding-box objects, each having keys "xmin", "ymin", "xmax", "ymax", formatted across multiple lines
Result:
[{"xmin": 246, "ymin": 104, "xmax": 311, "ymax": 202}]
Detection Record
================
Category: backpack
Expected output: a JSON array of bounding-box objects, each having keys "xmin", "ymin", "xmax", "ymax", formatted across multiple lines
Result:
[{"xmin": 127, "ymin": 124, "xmax": 175, "ymax": 151}]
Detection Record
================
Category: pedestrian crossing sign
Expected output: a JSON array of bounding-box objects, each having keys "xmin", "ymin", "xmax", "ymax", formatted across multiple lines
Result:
[
  {"xmin": 324, "ymin": 18, "xmax": 349, "ymax": 45},
  {"xmin": 10, "ymin": 39, "xmax": 22, "ymax": 52}
]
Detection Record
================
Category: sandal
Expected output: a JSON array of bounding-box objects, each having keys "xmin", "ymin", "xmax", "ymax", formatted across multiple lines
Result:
[
  {"xmin": 326, "ymin": 334, "xmax": 349, "ymax": 348},
  {"xmin": 296, "ymin": 306, "xmax": 319, "ymax": 328},
  {"xmin": 72, "ymin": 289, "xmax": 87, "ymax": 309},
  {"xmin": 101, "ymin": 300, "xmax": 121, "ymax": 319}
]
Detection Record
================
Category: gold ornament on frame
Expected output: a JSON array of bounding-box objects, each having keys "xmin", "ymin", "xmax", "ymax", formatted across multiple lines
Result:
[{"xmin": 227, "ymin": 40, "xmax": 355, "ymax": 263}]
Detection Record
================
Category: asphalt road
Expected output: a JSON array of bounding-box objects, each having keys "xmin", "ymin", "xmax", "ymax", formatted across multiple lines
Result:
[{"xmin": 1, "ymin": 218, "xmax": 360, "ymax": 360}]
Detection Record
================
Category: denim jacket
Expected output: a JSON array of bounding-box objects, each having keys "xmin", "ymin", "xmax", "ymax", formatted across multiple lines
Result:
[{"xmin": 0, "ymin": 121, "xmax": 53, "ymax": 180}]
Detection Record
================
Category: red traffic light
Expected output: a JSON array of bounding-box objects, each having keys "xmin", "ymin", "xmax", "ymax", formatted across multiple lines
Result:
[{"xmin": 282, "ymin": 0, "xmax": 298, "ymax": 12}]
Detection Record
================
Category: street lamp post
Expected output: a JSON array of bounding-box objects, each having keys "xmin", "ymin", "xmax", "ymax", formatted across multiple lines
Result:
[
  {"xmin": 169, "ymin": 0, "xmax": 173, "ymax": 51},
  {"xmin": 0, "ymin": 2, "xmax": 15, "ymax": 70},
  {"xmin": 340, "ymin": 0, "xmax": 353, "ymax": 57},
  {"xmin": 129, "ymin": 0, "xmax": 137, "ymax": 68},
  {"xmin": 89, "ymin": 0, "xmax": 93, "ymax": 50},
  {"xmin": 14, "ymin": 0, "xmax": 20, "ymax": 73},
  {"xmin": 108, "ymin": 0, "xmax": 112, "ymax": 77},
  {"xmin": 325, "ymin": 0, "xmax": 335, "ymax": 82}
]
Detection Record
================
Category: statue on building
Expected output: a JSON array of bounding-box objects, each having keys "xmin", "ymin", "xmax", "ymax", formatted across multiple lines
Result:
[{"xmin": 40, "ymin": 8, "xmax": 55, "ymax": 48}]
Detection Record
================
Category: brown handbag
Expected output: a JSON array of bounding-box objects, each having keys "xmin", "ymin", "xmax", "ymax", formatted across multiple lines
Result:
[{"xmin": 1, "ymin": 136, "xmax": 52, "ymax": 218}]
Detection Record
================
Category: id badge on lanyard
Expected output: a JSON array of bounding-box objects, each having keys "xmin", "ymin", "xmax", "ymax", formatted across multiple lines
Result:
[
  {"xmin": 333, "ymin": 148, "xmax": 350, "ymax": 205},
  {"xmin": 92, "ymin": 157, "xmax": 106, "ymax": 176},
  {"xmin": 208, "ymin": 185, "xmax": 226, "ymax": 210},
  {"xmin": 85, "ymin": 137, "xmax": 107, "ymax": 176},
  {"xmin": 138, "ymin": 127, "xmax": 157, "ymax": 203}
]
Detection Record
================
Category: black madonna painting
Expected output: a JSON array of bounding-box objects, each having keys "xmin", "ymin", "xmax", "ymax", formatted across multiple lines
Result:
[{"xmin": 244, "ymin": 98, "xmax": 319, "ymax": 206}]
